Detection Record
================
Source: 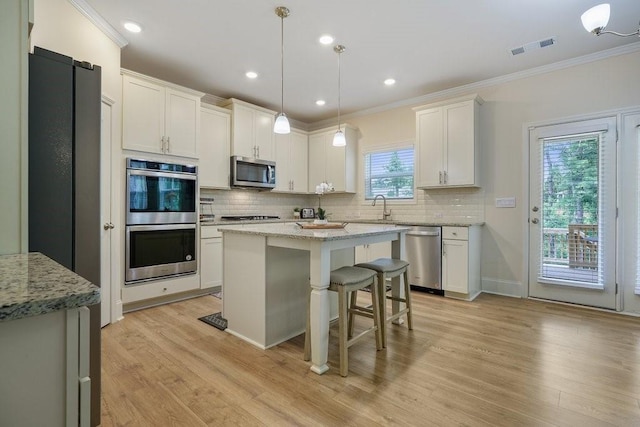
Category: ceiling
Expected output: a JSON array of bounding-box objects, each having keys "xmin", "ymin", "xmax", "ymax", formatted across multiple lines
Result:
[{"xmin": 84, "ymin": 0, "xmax": 640, "ymax": 124}]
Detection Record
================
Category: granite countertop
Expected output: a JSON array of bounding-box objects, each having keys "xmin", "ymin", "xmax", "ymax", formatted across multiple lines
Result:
[
  {"xmin": 219, "ymin": 222, "xmax": 409, "ymax": 241},
  {"xmin": 0, "ymin": 252, "xmax": 101, "ymax": 322},
  {"xmin": 203, "ymin": 218, "xmax": 484, "ymax": 227}
]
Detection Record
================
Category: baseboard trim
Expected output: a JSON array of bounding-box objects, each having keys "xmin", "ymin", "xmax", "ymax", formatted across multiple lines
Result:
[{"xmin": 481, "ymin": 277, "xmax": 523, "ymax": 298}]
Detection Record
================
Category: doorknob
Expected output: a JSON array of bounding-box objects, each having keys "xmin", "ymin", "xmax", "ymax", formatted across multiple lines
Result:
[
  {"xmin": 103, "ymin": 222, "xmax": 115, "ymax": 230},
  {"xmin": 531, "ymin": 218, "xmax": 539, "ymax": 224},
  {"xmin": 532, "ymin": 206, "xmax": 539, "ymax": 212}
]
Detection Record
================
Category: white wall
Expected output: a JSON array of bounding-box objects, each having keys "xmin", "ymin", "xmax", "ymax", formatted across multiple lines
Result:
[
  {"xmin": 321, "ymin": 49, "xmax": 640, "ymax": 303},
  {"xmin": 0, "ymin": 0, "xmax": 29, "ymax": 255}
]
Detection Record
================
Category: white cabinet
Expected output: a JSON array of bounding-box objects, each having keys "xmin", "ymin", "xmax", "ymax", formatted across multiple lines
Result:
[
  {"xmin": 414, "ymin": 94, "xmax": 482, "ymax": 188},
  {"xmin": 355, "ymin": 241, "xmax": 391, "ymax": 264},
  {"xmin": 222, "ymin": 98, "xmax": 275, "ymax": 161},
  {"xmin": 307, "ymin": 125, "xmax": 357, "ymax": 193},
  {"xmin": 0, "ymin": 307, "xmax": 91, "ymax": 426},
  {"xmin": 200, "ymin": 227, "xmax": 223, "ymax": 290},
  {"xmin": 442, "ymin": 226, "xmax": 481, "ymax": 300},
  {"xmin": 275, "ymin": 129, "xmax": 308, "ymax": 193},
  {"xmin": 199, "ymin": 105, "xmax": 231, "ymax": 188},
  {"xmin": 122, "ymin": 70, "xmax": 203, "ymax": 158}
]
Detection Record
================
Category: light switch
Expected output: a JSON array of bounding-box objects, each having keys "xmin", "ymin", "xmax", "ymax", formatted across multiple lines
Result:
[{"xmin": 495, "ymin": 197, "xmax": 516, "ymax": 208}]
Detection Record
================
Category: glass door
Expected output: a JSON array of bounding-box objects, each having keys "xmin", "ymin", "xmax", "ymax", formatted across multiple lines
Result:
[{"xmin": 528, "ymin": 117, "xmax": 617, "ymax": 309}]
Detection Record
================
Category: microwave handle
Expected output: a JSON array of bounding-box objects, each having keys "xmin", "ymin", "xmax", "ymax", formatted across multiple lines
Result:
[{"xmin": 268, "ymin": 165, "xmax": 275, "ymax": 183}]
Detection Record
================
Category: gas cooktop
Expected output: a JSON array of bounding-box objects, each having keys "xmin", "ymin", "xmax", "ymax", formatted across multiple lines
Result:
[{"xmin": 220, "ymin": 215, "xmax": 280, "ymax": 221}]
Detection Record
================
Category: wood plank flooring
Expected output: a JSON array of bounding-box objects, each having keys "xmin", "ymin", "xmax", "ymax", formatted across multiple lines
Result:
[{"xmin": 100, "ymin": 292, "xmax": 640, "ymax": 426}]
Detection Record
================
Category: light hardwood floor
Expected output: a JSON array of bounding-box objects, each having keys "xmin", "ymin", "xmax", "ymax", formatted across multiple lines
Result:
[{"xmin": 101, "ymin": 292, "xmax": 640, "ymax": 426}]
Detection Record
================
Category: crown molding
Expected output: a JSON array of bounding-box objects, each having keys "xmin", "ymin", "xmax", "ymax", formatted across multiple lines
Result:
[
  {"xmin": 309, "ymin": 41, "xmax": 640, "ymax": 130},
  {"xmin": 67, "ymin": 0, "xmax": 128, "ymax": 48}
]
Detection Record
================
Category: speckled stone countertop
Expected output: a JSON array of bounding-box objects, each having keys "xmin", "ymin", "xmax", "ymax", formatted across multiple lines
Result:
[
  {"xmin": 203, "ymin": 218, "xmax": 484, "ymax": 227},
  {"xmin": 218, "ymin": 222, "xmax": 409, "ymax": 241},
  {"xmin": 0, "ymin": 252, "xmax": 100, "ymax": 322}
]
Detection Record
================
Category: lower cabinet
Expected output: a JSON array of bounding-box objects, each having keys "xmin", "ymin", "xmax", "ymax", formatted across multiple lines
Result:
[
  {"xmin": 442, "ymin": 226, "xmax": 481, "ymax": 300},
  {"xmin": 200, "ymin": 227, "xmax": 223, "ymax": 290},
  {"xmin": 0, "ymin": 307, "xmax": 91, "ymax": 426},
  {"xmin": 355, "ymin": 241, "xmax": 391, "ymax": 264}
]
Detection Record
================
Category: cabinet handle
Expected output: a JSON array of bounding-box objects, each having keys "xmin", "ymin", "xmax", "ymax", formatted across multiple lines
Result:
[
  {"xmin": 444, "ymin": 170, "xmax": 448, "ymax": 184},
  {"xmin": 257, "ymin": 146, "xmax": 260, "ymax": 158},
  {"xmin": 439, "ymin": 171, "xmax": 443, "ymax": 184},
  {"xmin": 161, "ymin": 136, "xmax": 165, "ymax": 153},
  {"xmin": 166, "ymin": 137, "xmax": 171, "ymax": 153}
]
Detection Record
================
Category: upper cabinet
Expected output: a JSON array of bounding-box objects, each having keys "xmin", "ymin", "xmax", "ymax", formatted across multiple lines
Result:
[
  {"xmin": 199, "ymin": 104, "xmax": 231, "ymax": 189},
  {"xmin": 308, "ymin": 125, "xmax": 357, "ymax": 193},
  {"xmin": 122, "ymin": 70, "xmax": 203, "ymax": 159},
  {"xmin": 414, "ymin": 94, "xmax": 482, "ymax": 188},
  {"xmin": 222, "ymin": 99, "xmax": 275, "ymax": 161},
  {"xmin": 275, "ymin": 129, "xmax": 308, "ymax": 193}
]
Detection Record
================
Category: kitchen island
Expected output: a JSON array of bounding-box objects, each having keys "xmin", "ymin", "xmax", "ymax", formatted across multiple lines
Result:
[
  {"xmin": 0, "ymin": 252, "xmax": 100, "ymax": 426},
  {"xmin": 220, "ymin": 222, "xmax": 408, "ymax": 375}
]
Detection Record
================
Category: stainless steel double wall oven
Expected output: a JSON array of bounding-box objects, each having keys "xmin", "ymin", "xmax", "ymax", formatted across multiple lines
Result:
[{"xmin": 125, "ymin": 158, "xmax": 198, "ymax": 284}]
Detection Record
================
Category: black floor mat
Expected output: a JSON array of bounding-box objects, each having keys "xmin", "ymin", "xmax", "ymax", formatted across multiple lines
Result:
[{"xmin": 198, "ymin": 312, "xmax": 227, "ymax": 330}]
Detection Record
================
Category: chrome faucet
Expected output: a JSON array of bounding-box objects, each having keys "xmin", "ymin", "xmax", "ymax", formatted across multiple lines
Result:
[{"xmin": 372, "ymin": 195, "xmax": 392, "ymax": 220}]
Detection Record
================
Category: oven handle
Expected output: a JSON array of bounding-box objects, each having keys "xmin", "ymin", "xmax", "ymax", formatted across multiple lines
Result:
[
  {"xmin": 128, "ymin": 169, "xmax": 197, "ymax": 181},
  {"xmin": 127, "ymin": 223, "xmax": 197, "ymax": 232}
]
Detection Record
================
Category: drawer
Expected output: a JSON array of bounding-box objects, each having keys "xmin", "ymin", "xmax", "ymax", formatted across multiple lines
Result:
[
  {"xmin": 201, "ymin": 227, "xmax": 222, "ymax": 239},
  {"xmin": 442, "ymin": 226, "xmax": 468, "ymax": 240}
]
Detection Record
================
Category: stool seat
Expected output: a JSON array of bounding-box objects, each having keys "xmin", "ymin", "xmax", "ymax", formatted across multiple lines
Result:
[
  {"xmin": 356, "ymin": 258, "xmax": 409, "ymax": 274},
  {"xmin": 354, "ymin": 258, "xmax": 413, "ymax": 348},
  {"xmin": 304, "ymin": 265, "xmax": 382, "ymax": 377}
]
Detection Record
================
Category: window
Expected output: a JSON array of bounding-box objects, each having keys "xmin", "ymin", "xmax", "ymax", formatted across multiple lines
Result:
[{"xmin": 364, "ymin": 146, "xmax": 414, "ymax": 200}]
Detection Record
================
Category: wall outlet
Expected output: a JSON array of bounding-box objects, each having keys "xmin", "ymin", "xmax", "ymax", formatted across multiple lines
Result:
[
  {"xmin": 435, "ymin": 212, "xmax": 443, "ymax": 218},
  {"xmin": 495, "ymin": 197, "xmax": 516, "ymax": 208}
]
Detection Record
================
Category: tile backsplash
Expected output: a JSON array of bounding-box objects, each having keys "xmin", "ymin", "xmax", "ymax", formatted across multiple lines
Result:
[{"xmin": 201, "ymin": 187, "xmax": 484, "ymax": 223}]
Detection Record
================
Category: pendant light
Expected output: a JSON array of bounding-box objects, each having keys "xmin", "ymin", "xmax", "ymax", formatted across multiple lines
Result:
[
  {"xmin": 332, "ymin": 45, "xmax": 346, "ymax": 146},
  {"xmin": 273, "ymin": 6, "xmax": 291, "ymax": 134}
]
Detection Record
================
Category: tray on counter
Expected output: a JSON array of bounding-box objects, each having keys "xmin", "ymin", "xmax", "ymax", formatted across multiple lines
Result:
[{"xmin": 296, "ymin": 222, "xmax": 348, "ymax": 229}]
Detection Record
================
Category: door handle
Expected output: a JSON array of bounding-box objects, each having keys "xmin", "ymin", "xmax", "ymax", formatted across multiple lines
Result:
[
  {"xmin": 532, "ymin": 206, "xmax": 539, "ymax": 212},
  {"xmin": 531, "ymin": 218, "xmax": 539, "ymax": 224}
]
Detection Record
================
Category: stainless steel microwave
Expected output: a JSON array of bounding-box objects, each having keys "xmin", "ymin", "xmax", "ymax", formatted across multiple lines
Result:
[{"xmin": 230, "ymin": 156, "xmax": 276, "ymax": 189}]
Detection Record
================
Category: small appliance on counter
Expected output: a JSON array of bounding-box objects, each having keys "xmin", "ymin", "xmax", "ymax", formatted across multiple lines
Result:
[{"xmin": 300, "ymin": 208, "xmax": 315, "ymax": 219}]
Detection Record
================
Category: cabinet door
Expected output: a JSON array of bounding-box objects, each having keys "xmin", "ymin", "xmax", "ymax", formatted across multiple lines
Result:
[
  {"xmin": 231, "ymin": 104, "xmax": 255, "ymax": 158},
  {"xmin": 444, "ymin": 101, "xmax": 475, "ymax": 186},
  {"xmin": 326, "ymin": 134, "xmax": 347, "ymax": 191},
  {"xmin": 307, "ymin": 133, "xmax": 326, "ymax": 192},
  {"xmin": 416, "ymin": 107, "xmax": 443, "ymax": 187},
  {"xmin": 254, "ymin": 109, "xmax": 275, "ymax": 160},
  {"xmin": 200, "ymin": 237, "xmax": 222, "ymax": 289},
  {"xmin": 290, "ymin": 131, "xmax": 308, "ymax": 192},
  {"xmin": 164, "ymin": 88, "xmax": 199, "ymax": 158},
  {"xmin": 199, "ymin": 107, "xmax": 230, "ymax": 188},
  {"xmin": 442, "ymin": 239, "xmax": 468, "ymax": 293},
  {"xmin": 122, "ymin": 75, "xmax": 164, "ymax": 154},
  {"xmin": 274, "ymin": 133, "xmax": 291, "ymax": 191}
]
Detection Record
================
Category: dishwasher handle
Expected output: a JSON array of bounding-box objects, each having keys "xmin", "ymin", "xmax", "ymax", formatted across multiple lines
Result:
[{"xmin": 407, "ymin": 230, "xmax": 440, "ymax": 237}]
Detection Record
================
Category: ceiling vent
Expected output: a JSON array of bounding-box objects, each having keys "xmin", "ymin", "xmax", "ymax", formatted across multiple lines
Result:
[{"xmin": 510, "ymin": 37, "xmax": 557, "ymax": 56}]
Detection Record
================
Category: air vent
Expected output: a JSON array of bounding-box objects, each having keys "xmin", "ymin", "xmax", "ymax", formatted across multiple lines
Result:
[{"xmin": 510, "ymin": 37, "xmax": 557, "ymax": 56}]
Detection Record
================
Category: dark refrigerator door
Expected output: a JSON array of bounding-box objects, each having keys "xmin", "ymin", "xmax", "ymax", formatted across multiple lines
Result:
[
  {"xmin": 29, "ymin": 47, "xmax": 102, "ymax": 427},
  {"xmin": 29, "ymin": 49, "xmax": 74, "ymax": 269}
]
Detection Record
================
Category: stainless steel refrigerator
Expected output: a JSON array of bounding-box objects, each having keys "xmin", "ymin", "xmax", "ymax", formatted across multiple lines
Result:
[{"xmin": 29, "ymin": 46, "xmax": 102, "ymax": 427}]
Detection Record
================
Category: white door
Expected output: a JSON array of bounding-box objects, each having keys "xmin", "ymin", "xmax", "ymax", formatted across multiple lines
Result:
[
  {"xmin": 528, "ymin": 117, "xmax": 617, "ymax": 309},
  {"xmin": 100, "ymin": 100, "xmax": 113, "ymax": 327}
]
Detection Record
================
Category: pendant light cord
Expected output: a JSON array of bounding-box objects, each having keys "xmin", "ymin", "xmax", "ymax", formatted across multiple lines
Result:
[
  {"xmin": 280, "ymin": 13, "xmax": 284, "ymax": 114},
  {"xmin": 337, "ymin": 48, "xmax": 341, "ymax": 132}
]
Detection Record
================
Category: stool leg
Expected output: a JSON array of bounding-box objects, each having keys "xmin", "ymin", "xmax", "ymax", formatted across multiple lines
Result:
[
  {"xmin": 378, "ymin": 272, "xmax": 387, "ymax": 348},
  {"xmin": 338, "ymin": 286, "xmax": 349, "ymax": 377},
  {"xmin": 403, "ymin": 269, "xmax": 413, "ymax": 330},
  {"xmin": 348, "ymin": 289, "xmax": 357, "ymax": 339},
  {"xmin": 370, "ymin": 277, "xmax": 383, "ymax": 351}
]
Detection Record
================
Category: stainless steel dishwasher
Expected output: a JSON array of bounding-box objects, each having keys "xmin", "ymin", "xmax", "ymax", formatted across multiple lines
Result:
[{"xmin": 405, "ymin": 226, "xmax": 442, "ymax": 295}]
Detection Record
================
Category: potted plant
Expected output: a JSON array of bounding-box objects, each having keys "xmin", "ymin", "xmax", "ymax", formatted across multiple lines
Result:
[
  {"xmin": 315, "ymin": 207, "xmax": 329, "ymax": 225},
  {"xmin": 293, "ymin": 207, "xmax": 300, "ymax": 219}
]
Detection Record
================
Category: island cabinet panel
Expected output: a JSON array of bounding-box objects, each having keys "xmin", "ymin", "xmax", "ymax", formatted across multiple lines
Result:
[
  {"xmin": 200, "ymin": 227, "xmax": 223, "ymax": 290},
  {"xmin": 442, "ymin": 225, "xmax": 481, "ymax": 301},
  {"xmin": 122, "ymin": 70, "xmax": 203, "ymax": 159},
  {"xmin": 307, "ymin": 125, "xmax": 357, "ymax": 193},
  {"xmin": 222, "ymin": 98, "xmax": 276, "ymax": 161},
  {"xmin": 275, "ymin": 129, "xmax": 309, "ymax": 193},
  {"xmin": 199, "ymin": 105, "xmax": 231, "ymax": 189},
  {"xmin": 414, "ymin": 94, "xmax": 482, "ymax": 188}
]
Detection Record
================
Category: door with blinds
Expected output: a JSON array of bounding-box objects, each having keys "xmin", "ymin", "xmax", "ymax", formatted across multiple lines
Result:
[{"xmin": 528, "ymin": 117, "xmax": 617, "ymax": 309}]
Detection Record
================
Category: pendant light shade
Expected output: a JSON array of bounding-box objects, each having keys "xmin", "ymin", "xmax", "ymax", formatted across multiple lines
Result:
[
  {"xmin": 581, "ymin": 3, "xmax": 610, "ymax": 34},
  {"xmin": 274, "ymin": 6, "xmax": 290, "ymax": 134},
  {"xmin": 332, "ymin": 45, "xmax": 346, "ymax": 147}
]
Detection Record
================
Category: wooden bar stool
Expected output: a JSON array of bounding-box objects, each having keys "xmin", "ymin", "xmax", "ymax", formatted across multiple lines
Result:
[
  {"xmin": 354, "ymin": 258, "xmax": 412, "ymax": 348},
  {"xmin": 304, "ymin": 266, "xmax": 382, "ymax": 377}
]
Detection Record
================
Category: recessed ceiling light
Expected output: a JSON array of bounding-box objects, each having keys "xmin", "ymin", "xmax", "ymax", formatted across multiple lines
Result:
[
  {"xmin": 123, "ymin": 21, "xmax": 142, "ymax": 33},
  {"xmin": 319, "ymin": 35, "xmax": 334, "ymax": 45},
  {"xmin": 384, "ymin": 78, "xmax": 396, "ymax": 86},
  {"xmin": 316, "ymin": 100, "xmax": 326, "ymax": 106},
  {"xmin": 246, "ymin": 71, "xmax": 258, "ymax": 79}
]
